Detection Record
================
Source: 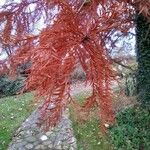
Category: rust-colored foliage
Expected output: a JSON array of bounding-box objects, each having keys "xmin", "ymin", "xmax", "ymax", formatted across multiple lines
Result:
[{"xmin": 0, "ymin": 0, "xmax": 148, "ymax": 132}]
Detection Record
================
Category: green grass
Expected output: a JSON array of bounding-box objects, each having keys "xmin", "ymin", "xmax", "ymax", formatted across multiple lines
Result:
[
  {"xmin": 73, "ymin": 92, "xmax": 90, "ymax": 105},
  {"xmin": 72, "ymin": 119, "xmax": 113, "ymax": 150},
  {"xmin": 70, "ymin": 93, "xmax": 113, "ymax": 150},
  {"xmin": 0, "ymin": 93, "xmax": 34, "ymax": 150}
]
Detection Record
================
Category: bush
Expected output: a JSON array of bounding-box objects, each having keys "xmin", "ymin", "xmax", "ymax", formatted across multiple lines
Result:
[
  {"xmin": 110, "ymin": 107, "xmax": 150, "ymax": 150},
  {"xmin": 70, "ymin": 65, "xmax": 86, "ymax": 83},
  {"xmin": 0, "ymin": 75, "xmax": 24, "ymax": 97},
  {"xmin": 125, "ymin": 72, "xmax": 137, "ymax": 97}
]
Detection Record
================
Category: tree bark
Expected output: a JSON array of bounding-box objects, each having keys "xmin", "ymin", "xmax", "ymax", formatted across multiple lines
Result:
[{"xmin": 136, "ymin": 14, "xmax": 150, "ymax": 110}]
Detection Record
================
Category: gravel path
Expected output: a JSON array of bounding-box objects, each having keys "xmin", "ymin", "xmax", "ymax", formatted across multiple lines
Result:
[{"xmin": 8, "ymin": 82, "xmax": 92, "ymax": 150}]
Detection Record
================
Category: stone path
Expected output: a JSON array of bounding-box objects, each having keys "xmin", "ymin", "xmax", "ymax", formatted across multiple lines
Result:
[
  {"xmin": 8, "ymin": 82, "xmax": 92, "ymax": 150},
  {"xmin": 8, "ymin": 108, "xmax": 76, "ymax": 150}
]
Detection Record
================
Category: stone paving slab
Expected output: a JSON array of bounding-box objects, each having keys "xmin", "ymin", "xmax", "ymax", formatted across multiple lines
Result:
[
  {"xmin": 8, "ymin": 82, "xmax": 92, "ymax": 150},
  {"xmin": 8, "ymin": 108, "xmax": 77, "ymax": 150}
]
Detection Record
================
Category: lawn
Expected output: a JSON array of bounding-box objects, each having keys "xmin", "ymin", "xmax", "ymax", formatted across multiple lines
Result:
[
  {"xmin": 1, "ymin": 91, "xmax": 149, "ymax": 150},
  {"xmin": 0, "ymin": 93, "xmax": 35, "ymax": 150},
  {"xmin": 72, "ymin": 118, "xmax": 113, "ymax": 150},
  {"xmin": 70, "ymin": 93, "xmax": 114, "ymax": 150},
  {"xmin": 70, "ymin": 92, "xmax": 150, "ymax": 150}
]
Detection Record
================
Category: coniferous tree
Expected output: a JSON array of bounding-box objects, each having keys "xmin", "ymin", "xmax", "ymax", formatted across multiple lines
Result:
[{"xmin": 0, "ymin": 0, "xmax": 149, "ymax": 131}]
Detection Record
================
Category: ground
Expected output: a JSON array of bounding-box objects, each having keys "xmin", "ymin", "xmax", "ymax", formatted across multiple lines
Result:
[
  {"xmin": 0, "ymin": 82, "xmax": 148, "ymax": 150},
  {"xmin": 0, "ymin": 93, "xmax": 35, "ymax": 150}
]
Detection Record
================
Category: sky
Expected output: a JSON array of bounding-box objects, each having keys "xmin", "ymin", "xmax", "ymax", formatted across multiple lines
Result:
[
  {"xmin": 0, "ymin": 0, "xmax": 6, "ymax": 6},
  {"xmin": 0, "ymin": 0, "xmax": 136, "ymax": 61}
]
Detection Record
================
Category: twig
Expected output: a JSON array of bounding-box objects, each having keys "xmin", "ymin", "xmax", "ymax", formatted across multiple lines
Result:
[
  {"xmin": 111, "ymin": 59, "xmax": 135, "ymax": 71},
  {"xmin": 77, "ymin": 0, "xmax": 90, "ymax": 13}
]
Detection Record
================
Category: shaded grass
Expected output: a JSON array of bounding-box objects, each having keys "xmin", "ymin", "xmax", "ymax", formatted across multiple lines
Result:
[
  {"xmin": 73, "ymin": 92, "xmax": 90, "ymax": 105},
  {"xmin": 70, "ymin": 93, "xmax": 114, "ymax": 150},
  {"xmin": 72, "ymin": 119, "xmax": 113, "ymax": 150},
  {"xmin": 0, "ymin": 93, "xmax": 35, "ymax": 150}
]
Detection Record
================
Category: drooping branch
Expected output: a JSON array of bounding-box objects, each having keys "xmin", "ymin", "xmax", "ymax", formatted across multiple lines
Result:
[
  {"xmin": 111, "ymin": 58, "xmax": 135, "ymax": 71},
  {"xmin": 0, "ymin": 0, "xmax": 139, "ymax": 131}
]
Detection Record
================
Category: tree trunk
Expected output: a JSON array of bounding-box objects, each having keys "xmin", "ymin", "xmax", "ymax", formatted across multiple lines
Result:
[{"xmin": 136, "ymin": 14, "xmax": 150, "ymax": 110}]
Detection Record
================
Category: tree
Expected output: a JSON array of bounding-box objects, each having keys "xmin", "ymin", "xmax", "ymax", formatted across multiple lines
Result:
[
  {"xmin": 0, "ymin": 0, "xmax": 149, "ymax": 132},
  {"xmin": 136, "ymin": 14, "xmax": 150, "ymax": 110}
]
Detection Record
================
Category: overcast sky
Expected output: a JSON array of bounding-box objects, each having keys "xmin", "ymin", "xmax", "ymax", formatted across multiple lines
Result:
[
  {"xmin": 0, "ymin": 0, "xmax": 135, "ymax": 60},
  {"xmin": 0, "ymin": 0, "xmax": 5, "ymax": 6}
]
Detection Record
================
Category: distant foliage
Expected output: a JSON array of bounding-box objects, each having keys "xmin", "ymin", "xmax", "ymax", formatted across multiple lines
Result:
[
  {"xmin": 70, "ymin": 65, "xmax": 86, "ymax": 83},
  {"xmin": 0, "ymin": 75, "xmax": 24, "ymax": 97},
  {"xmin": 125, "ymin": 72, "xmax": 137, "ymax": 96}
]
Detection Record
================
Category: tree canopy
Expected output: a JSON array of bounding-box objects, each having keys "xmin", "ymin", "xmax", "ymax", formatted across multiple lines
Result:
[{"xmin": 0, "ymin": 0, "xmax": 149, "ymax": 132}]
